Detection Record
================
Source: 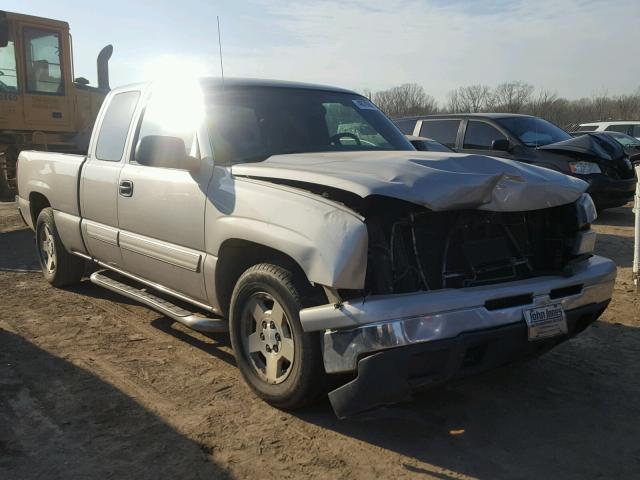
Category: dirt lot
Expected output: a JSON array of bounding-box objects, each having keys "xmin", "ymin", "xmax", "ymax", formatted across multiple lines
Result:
[{"xmin": 1, "ymin": 201, "xmax": 639, "ymax": 480}]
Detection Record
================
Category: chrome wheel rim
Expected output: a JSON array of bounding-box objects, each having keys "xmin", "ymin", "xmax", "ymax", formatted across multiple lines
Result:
[
  {"xmin": 39, "ymin": 224, "xmax": 56, "ymax": 274},
  {"xmin": 241, "ymin": 292, "xmax": 295, "ymax": 385}
]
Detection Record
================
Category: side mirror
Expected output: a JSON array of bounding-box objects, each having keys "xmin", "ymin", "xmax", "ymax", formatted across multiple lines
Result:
[
  {"xmin": 491, "ymin": 138, "xmax": 511, "ymax": 152},
  {"xmin": 135, "ymin": 135, "xmax": 200, "ymax": 172},
  {"xmin": 0, "ymin": 12, "xmax": 9, "ymax": 48}
]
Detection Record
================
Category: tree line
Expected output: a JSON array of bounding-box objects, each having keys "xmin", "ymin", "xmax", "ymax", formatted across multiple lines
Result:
[{"xmin": 364, "ymin": 81, "xmax": 640, "ymax": 130}]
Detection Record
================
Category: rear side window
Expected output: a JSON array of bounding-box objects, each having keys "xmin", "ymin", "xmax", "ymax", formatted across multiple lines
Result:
[
  {"xmin": 463, "ymin": 121, "xmax": 507, "ymax": 150},
  {"xmin": 394, "ymin": 119, "xmax": 416, "ymax": 135},
  {"xmin": 95, "ymin": 91, "xmax": 140, "ymax": 161},
  {"xmin": 419, "ymin": 120, "xmax": 460, "ymax": 147},
  {"xmin": 577, "ymin": 125, "xmax": 597, "ymax": 132},
  {"xmin": 605, "ymin": 124, "xmax": 631, "ymax": 134},
  {"xmin": 633, "ymin": 125, "xmax": 640, "ymax": 138}
]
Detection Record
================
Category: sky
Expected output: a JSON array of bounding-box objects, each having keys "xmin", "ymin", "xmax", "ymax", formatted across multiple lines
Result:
[{"xmin": 6, "ymin": 0, "xmax": 640, "ymax": 102}]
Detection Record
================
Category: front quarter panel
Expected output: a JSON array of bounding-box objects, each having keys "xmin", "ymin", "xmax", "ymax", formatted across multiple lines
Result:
[{"xmin": 205, "ymin": 167, "xmax": 368, "ymax": 290}]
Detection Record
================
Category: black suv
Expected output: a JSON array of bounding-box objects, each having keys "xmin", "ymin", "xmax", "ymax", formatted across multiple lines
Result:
[{"xmin": 395, "ymin": 114, "xmax": 637, "ymax": 209}]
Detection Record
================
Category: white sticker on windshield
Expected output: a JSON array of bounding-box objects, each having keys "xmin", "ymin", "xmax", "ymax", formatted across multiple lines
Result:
[{"xmin": 352, "ymin": 99, "xmax": 377, "ymax": 110}]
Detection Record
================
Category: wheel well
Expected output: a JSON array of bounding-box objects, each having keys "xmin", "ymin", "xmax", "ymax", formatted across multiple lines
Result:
[
  {"xmin": 215, "ymin": 239, "xmax": 324, "ymax": 317},
  {"xmin": 29, "ymin": 192, "xmax": 51, "ymax": 226}
]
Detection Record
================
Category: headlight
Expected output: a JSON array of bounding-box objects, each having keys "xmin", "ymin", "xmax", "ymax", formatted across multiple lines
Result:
[
  {"xmin": 576, "ymin": 193, "xmax": 597, "ymax": 228},
  {"xmin": 569, "ymin": 161, "xmax": 601, "ymax": 174}
]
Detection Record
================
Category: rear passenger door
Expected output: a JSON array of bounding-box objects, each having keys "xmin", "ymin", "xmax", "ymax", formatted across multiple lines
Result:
[
  {"xmin": 80, "ymin": 89, "xmax": 141, "ymax": 267},
  {"xmin": 417, "ymin": 119, "xmax": 462, "ymax": 149},
  {"xmin": 460, "ymin": 120, "xmax": 511, "ymax": 158},
  {"xmin": 116, "ymin": 87, "xmax": 214, "ymax": 302}
]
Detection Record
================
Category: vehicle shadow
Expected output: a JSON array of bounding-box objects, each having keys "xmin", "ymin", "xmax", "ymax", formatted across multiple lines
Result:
[
  {"xmin": 295, "ymin": 321, "xmax": 640, "ymax": 479},
  {"xmin": 594, "ymin": 233, "xmax": 634, "ymax": 267},
  {"xmin": 0, "ymin": 328, "xmax": 232, "ymax": 479},
  {"xmin": 67, "ymin": 279, "xmax": 236, "ymax": 367},
  {"xmin": 150, "ymin": 317, "xmax": 235, "ymax": 367},
  {"xmin": 0, "ymin": 228, "xmax": 40, "ymax": 272},
  {"xmin": 594, "ymin": 204, "xmax": 634, "ymax": 228}
]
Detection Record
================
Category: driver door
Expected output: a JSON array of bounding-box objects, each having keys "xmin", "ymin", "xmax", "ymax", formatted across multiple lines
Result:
[{"xmin": 116, "ymin": 88, "xmax": 213, "ymax": 302}]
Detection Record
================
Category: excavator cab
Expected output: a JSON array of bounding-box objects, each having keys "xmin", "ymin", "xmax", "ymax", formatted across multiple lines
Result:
[{"xmin": 0, "ymin": 10, "xmax": 111, "ymax": 197}]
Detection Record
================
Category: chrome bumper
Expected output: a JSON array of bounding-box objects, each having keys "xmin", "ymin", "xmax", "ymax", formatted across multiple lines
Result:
[{"xmin": 299, "ymin": 256, "xmax": 616, "ymax": 374}]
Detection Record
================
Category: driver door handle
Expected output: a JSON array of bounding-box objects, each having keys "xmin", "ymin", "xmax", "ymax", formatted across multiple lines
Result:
[{"xmin": 119, "ymin": 180, "xmax": 134, "ymax": 197}]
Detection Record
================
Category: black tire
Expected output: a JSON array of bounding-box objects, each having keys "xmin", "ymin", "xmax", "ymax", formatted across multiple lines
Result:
[
  {"xmin": 35, "ymin": 208, "xmax": 85, "ymax": 287},
  {"xmin": 229, "ymin": 263, "xmax": 325, "ymax": 410}
]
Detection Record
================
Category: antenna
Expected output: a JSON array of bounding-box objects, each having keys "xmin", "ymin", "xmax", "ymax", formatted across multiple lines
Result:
[{"xmin": 217, "ymin": 16, "xmax": 225, "ymax": 86}]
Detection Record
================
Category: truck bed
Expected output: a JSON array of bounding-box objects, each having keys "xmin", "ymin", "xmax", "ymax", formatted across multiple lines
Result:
[{"xmin": 16, "ymin": 151, "xmax": 86, "ymax": 226}]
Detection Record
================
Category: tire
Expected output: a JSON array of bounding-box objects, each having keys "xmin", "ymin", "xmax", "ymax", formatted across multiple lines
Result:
[
  {"xmin": 229, "ymin": 263, "xmax": 325, "ymax": 410},
  {"xmin": 35, "ymin": 208, "xmax": 85, "ymax": 287}
]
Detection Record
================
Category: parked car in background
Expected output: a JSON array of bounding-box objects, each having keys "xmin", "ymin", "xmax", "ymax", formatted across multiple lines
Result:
[
  {"xmin": 16, "ymin": 78, "xmax": 615, "ymax": 418},
  {"xmin": 575, "ymin": 121, "xmax": 640, "ymax": 139},
  {"xmin": 395, "ymin": 114, "xmax": 637, "ymax": 209},
  {"xmin": 404, "ymin": 135, "xmax": 454, "ymax": 152}
]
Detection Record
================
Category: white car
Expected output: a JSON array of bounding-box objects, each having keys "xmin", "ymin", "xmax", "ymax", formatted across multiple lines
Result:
[{"xmin": 576, "ymin": 121, "xmax": 640, "ymax": 140}]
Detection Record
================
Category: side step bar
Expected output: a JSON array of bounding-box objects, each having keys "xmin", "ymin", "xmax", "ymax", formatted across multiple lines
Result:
[{"xmin": 90, "ymin": 270, "xmax": 228, "ymax": 333}]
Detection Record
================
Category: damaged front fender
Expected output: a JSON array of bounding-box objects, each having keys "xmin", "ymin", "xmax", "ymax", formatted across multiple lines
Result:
[{"xmin": 206, "ymin": 173, "xmax": 369, "ymax": 290}]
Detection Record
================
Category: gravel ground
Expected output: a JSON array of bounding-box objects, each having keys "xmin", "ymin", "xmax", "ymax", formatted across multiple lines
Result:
[{"xmin": 1, "ymin": 201, "xmax": 639, "ymax": 480}]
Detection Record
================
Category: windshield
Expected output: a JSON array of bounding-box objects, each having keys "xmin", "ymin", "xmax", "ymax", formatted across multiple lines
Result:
[
  {"xmin": 205, "ymin": 86, "xmax": 413, "ymax": 164},
  {"xmin": 608, "ymin": 131, "xmax": 640, "ymax": 147},
  {"xmin": 497, "ymin": 116, "xmax": 571, "ymax": 147}
]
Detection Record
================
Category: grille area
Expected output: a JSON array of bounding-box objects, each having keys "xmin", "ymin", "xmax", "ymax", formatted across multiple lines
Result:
[{"xmin": 365, "ymin": 201, "xmax": 582, "ymax": 295}]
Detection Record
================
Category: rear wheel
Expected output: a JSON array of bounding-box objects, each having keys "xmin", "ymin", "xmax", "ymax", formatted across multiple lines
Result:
[
  {"xmin": 229, "ymin": 263, "xmax": 325, "ymax": 409},
  {"xmin": 35, "ymin": 208, "xmax": 85, "ymax": 287}
]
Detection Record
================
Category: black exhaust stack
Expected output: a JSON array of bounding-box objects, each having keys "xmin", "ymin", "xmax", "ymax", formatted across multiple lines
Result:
[{"xmin": 97, "ymin": 45, "xmax": 113, "ymax": 91}]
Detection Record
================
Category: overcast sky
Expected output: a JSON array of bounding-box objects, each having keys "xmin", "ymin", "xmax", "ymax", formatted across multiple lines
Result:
[{"xmin": 7, "ymin": 0, "xmax": 640, "ymax": 102}]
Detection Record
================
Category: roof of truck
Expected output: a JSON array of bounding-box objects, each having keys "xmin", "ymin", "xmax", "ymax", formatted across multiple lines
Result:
[
  {"xmin": 113, "ymin": 77, "xmax": 359, "ymax": 96},
  {"xmin": 200, "ymin": 77, "xmax": 358, "ymax": 94}
]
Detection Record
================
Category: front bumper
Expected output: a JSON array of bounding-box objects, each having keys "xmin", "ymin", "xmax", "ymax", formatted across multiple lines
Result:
[
  {"xmin": 299, "ymin": 255, "xmax": 616, "ymax": 417},
  {"xmin": 328, "ymin": 300, "xmax": 609, "ymax": 418}
]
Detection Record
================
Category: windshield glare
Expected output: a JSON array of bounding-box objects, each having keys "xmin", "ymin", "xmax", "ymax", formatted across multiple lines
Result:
[
  {"xmin": 205, "ymin": 87, "xmax": 413, "ymax": 164},
  {"xmin": 497, "ymin": 116, "xmax": 571, "ymax": 147}
]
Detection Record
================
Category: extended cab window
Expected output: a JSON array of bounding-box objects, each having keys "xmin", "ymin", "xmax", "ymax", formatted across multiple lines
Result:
[
  {"xmin": 95, "ymin": 91, "xmax": 140, "ymax": 161},
  {"xmin": 419, "ymin": 120, "xmax": 460, "ymax": 148},
  {"xmin": 463, "ymin": 121, "xmax": 507, "ymax": 150},
  {"xmin": 23, "ymin": 27, "xmax": 63, "ymax": 95},
  {"xmin": 0, "ymin": 38, "xmax": 18, "ymax": 92}
]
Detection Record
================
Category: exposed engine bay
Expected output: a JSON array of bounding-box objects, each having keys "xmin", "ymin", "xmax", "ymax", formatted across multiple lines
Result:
[{"xmin": 364, "ymin": 198, "xmax": 583, "ymax": 295}]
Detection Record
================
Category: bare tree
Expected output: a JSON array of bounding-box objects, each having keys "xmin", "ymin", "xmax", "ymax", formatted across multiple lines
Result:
[
  {"xmin": 373, "ymin": 83, "xmax": 439, "ymax": 118},
  {"xmin": 489, "ymin": 81, "xmax": 534, "ymax": 113},
  {"xmin": 371, "ymin": 80, "xmax": 640, "ymax": 128},
  {"xmin": 448, "ymin": 84, "xmax": 491, "ymax": 113}
]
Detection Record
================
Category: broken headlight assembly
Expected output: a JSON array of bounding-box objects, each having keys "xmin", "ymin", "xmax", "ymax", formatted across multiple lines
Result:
[
  {"xmin": 575, "ymin": 193, "xmax": 598, "ymax": 228},
  {"xmin": 569, "ymin": 161, "xmax": 601, "ymax": 175}
]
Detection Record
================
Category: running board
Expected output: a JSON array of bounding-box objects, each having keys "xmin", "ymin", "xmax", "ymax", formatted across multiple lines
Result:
[{"xmin": 89, "ymin": 270, "xmax": 228, "ymax": 333}]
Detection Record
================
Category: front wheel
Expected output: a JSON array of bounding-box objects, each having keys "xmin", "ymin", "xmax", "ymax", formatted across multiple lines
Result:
[
  {"xmin": 229, "ymin": 263, "xmax": 325, "ymax": 410},
  {"xmin": 35, "ymin": 208, "xmax": 85, "ymax": 287}
]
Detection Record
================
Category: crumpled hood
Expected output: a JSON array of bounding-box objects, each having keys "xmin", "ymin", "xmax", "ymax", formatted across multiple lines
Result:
[
  {"xmin": 232, "ymin": 151, "xmax": 588, "ymax": 212},
  {"xmin": 538, "ymin": 132, "xmax": 626, "ymax": 160}
]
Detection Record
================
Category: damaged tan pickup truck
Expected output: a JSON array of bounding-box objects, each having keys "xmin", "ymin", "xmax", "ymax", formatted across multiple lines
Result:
[{"xmin": 16, "ymin": 79, "xmax": 616, "ymax": 417}]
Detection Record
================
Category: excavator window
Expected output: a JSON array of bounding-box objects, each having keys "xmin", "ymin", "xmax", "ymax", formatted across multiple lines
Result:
[
  {"xmin": 23, "ymin": 26, "xmax": 64, "ymax": 95},
  {"xmin": 0, "ymin": 34, "xmax": 17, "ymax": 92}
]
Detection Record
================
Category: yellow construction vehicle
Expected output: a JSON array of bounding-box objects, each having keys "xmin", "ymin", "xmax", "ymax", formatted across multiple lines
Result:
[{"xmin": 0, "ymin": 10, "xmax": 111, "ymax": 197}]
